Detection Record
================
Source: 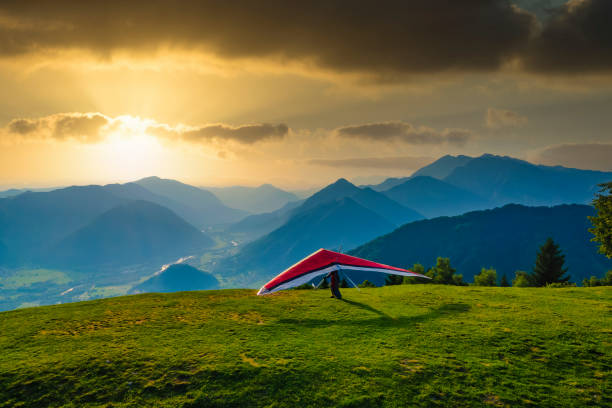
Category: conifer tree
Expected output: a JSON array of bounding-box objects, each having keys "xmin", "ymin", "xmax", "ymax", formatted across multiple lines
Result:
[
  {"xmin": 340, "ymin": 278, "xmax": 349, "ymax": 288},
  {"xmin": 319, "ymin": 276, "xmax": 329, "ymax": 289},
  {"xmin": 531, "ymin": 238, "xmax": 570, "ymax": 286},
  {"xmin": 500, "ymin": 273, "xmax": 510, "ymax": 287}
]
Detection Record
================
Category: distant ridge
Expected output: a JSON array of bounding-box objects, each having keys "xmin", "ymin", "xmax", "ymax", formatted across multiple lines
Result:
[
  {"xmin": 205, "ymin": 184, "xmax": 299, "ymax": 213},
  {"xmin": 135, "ymin": 176, "xmax": 247, "ymax": 226},
  {"xmin": 48, "ymin": 200, "xmax": 213, "ymax": 268},
  {"xmin": 350, "ymin": 203, "xmax": 612, "ymax": 283}
]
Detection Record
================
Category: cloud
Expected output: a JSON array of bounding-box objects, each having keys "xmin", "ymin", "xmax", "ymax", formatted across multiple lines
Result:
[
  {"xmin": 0, "ymin": 0, "xmax": 536, "ymax": 77},
  {"xmin": 2, "ymin": 112, "xmax": 288, "ymax": 146},
  {"xmin": 6, "ymin": 113, "xmax": 110, "ymax": 143},
  {"xmin": 148, "ymin": 123, "xmax": 288, "ymax": 145},
  {"xmin": 486, "ymin": 108, "xmax": 528, "ymax": 129},
  {"xmin": 3, "ymin": 1, "xmax": 611, "ymax": 78},
  {"xmin": 524, "ymin": 0, "xmax": 612, "ymax": 73},
  {"xmin": 531, "ymin": 143, "xmax": 612, "ymax": 171},
  {"xmin": 309, "ymin": 156, "xmax": 434, "ymax": 170},
  {"xmin": 336, "ymin": 121, "xmax": 472, "ymax": 146}
]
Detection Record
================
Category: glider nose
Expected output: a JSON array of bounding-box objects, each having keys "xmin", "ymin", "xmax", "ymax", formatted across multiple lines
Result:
[{"xmin": 257, "ymin": 286, "xmax": 269, "ymax": 296}]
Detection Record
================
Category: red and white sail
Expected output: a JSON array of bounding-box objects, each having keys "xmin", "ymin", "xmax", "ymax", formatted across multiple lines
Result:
[{"xmin": 257, "ymin": 248, "xmax": 430, "ymax": 295}]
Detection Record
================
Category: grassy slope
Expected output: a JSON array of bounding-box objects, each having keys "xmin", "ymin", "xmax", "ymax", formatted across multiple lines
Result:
[{"xmin": 0, "ymin": 286, "xmax": 610, "ymax": 407}]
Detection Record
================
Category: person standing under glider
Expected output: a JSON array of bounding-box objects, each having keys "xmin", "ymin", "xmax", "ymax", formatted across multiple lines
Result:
[{"xmin": 327, "ymin": 270, "xmax": 342, "ymax": 299}]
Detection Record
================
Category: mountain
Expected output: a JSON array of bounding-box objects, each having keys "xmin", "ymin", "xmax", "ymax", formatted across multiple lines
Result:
[
  {"xmin": 383, "ymin": 176, "xmax": 487, "ymax": 218},
  {"xmin": 411, "ymin": 154, "xmax": 472, "ymax": 180},
  {"xmin": 364, "ymin": 177, "xmax": 411, "ymax": 192},
  {"xmin": 135, "ymin": 177, "xmax": 247, "ymax": 226},
  {"xmin": 205, "ymin": 184, "xmax": 299, "ymax": 213},
  {"xmin": 130, "ymin": 263, "xmax": 219, "ymax": 294},
  {"xmin": 442, "ymin": 154, "xmax": 612, "ymax": 206},
  {"xmin": 48, "ymin": 200, "xmax": 213, "ymax": 268},
  {"xmin": 0, "ymin": 189, "xmax": 26, "ymax": 198},
  {"xmin": 350, "ymin": 204, "xmax": 612, "ymax": 283},
  {"xmin": 298, "ymin": 178, "xmax": 423, "ymax": 225},
  {"xmin": 215, "ymin": 197, "xmax": 397, "ymax": 287},
  {"xmin": 0, "ymin": 185, "xmax": 130, "ymax": 265},
  {"xmin": 226, "ymin": 199, "xmax": 303, "ymax": 240},
  {"xmin": 227, "ymin": 179, "xmax": 422, "ymax": 241}
]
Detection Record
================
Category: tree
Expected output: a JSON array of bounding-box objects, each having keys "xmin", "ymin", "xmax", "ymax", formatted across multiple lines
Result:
[
  {"xmin": 512, "ymin": 271, "xmax": 532, "ymax": 287},
  {"xmin": 427, "ymin": 257, "xmax": 458, "ymax": 285},
  {"xmin": 583, "ymin": 270, "xmax": 612, "ymax": 287},
  {"xmin": 531, "ymin": 238, "xmax": 570, "ymax": 287},
  {"xmin": 589, "ymin": 181, "xmax": 612, "ymax": 258},
  {"xmin": 319, "ymin": 276, "xmax": 329, "ymax": 289},
  {"xmin": 499, "ymin": 273, "xmax": 510, "ymax": 287},
  {"xmin": 403, "ymin": 263, "xmax": 425, "ymax": 284},
  {"xmin": 385, "ymin": 274, "xmax": 403, "ymax": 286},
  {"xmin": 340, "ymin": 278, "xmax": 349, "ymax": 288},
  {"xmin": 474, "ymin": 268, "xmax": 497, "ymax": 286},
  {"xmin": 358, "ymin": 280, "xmax": 376, "ymax": 288}
]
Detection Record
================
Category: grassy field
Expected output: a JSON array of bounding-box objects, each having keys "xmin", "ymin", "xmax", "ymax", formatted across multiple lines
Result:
[{"xmin": 0, "ymin": 285, "xmax": 610, "ymax": 407}]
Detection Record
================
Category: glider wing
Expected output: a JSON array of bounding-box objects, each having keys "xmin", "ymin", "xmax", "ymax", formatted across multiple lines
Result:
[{"xmin": 257, "ymin": 248, "xmax": 430, "ymax": 295}]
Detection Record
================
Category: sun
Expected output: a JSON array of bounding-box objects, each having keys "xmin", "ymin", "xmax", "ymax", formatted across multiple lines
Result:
[{"xmin": 93, "ymin": 116, "xmax": 165, "ymax": 181}]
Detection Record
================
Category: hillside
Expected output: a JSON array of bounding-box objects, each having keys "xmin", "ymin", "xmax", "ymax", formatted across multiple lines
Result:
[
  {"xmin": 0, "ymin": 186, "xmax": 130, "ymax": 265},
  {"xmin": 131, "ymin": 264, "xmax": 219, "ymax": 293},
  {"xmin": 443, "ymin": 154, "xmax": 612, "ymax": 206},
  {"xmin": 216, "ymin": 197, "xmax": 397, "ymax": 286},
  {"xmin": 0, "ymin": 286, "xmax": 609, "ymax": 407},
  {"xmin": 350, "ymin": 204, "xmax": 612, "ymax": 283},
  {"xmin": 411, "ymin": 154, "xmax": 472, "ymax": 179},
  {"xmin": 135, "ymin": 177, "xmax": 247, "ymax": 226},
  {"xmin": 205, "ymin": 184, "xmax": 299, "ymax": 213},
  {"xmin": 384, "ymin": 176, "xmax": 486, "ymax": 218},
  {"xmin": 47, "ymin": 200, "xmax": 213, "ymax": 267}
]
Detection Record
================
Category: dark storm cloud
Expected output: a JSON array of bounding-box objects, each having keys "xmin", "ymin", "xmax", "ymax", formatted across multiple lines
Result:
[
  {"xmin": 0, "ymin": 0, "xmax": 536, "ymax": 75},
  {"xmin": 309, "ymin": 156, "xmax": 434, "ymax": 170},
  {"xmin": 524, "ymin": 0, "xmax": 612, "ymax": 73},
  {"xmin": 336, "ymin": 122, "xmax": 472, "ymax": 146},
  {"xmin": 149, "ymin": 123, "xmax": 288, "ymax": 144},
  {"xmin": 534, "ymin": 143, "xmax": 612, "ymax": 171},
  {"xmin": 1, "ymin": 1, "xmax": 610, "ymax": 76}
]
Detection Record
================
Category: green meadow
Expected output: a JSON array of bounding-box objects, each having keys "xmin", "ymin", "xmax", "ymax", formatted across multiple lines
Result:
[{"xmin": 0, "ymin": 285, "xmax": 610, "ymax": 407}]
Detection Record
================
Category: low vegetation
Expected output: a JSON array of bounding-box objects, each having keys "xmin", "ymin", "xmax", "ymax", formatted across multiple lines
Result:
[{"xmin": 0, "ymin": 285, "xmax": 610, "ymax": 407}]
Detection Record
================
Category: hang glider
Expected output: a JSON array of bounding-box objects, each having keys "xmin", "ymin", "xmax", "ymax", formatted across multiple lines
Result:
[{"xmin": 257, "ymin": 248, "xmax": 430, "ymax": 295}]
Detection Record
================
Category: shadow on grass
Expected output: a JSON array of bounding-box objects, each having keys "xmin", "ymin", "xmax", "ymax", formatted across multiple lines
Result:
[{"xmin": 277, "ymin": 302, "xmax": 470, "ymax": 328}]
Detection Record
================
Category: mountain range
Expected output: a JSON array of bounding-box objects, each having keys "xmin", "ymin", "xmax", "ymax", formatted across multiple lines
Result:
[
  {"xmin": 205, "ymin": 184, "xmax": 299, "ymax": 214},
  {"xmin": 350, "ymin": 204, "xmax": 612, "ymax": 283},
  {"xmin": 47, "ymin": 200, "xmax": 213, "ymax": 268}
]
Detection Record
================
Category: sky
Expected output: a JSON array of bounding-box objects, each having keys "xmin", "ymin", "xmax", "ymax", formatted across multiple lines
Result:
[{"xmin": 1, "ymin": 0, "xmax": 611, "ymax": 189}]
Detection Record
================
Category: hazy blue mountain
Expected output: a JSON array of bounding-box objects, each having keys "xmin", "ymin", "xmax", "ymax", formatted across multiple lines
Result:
[
  {"xmin": 227, "ymin": 178, "xmax": 422, "ymax": 240},
  {"xmin": 0, "ymin": 186, "xmax": 130, "ymax": 265},
  {"xmin": 215, "ymin": 197, "xmax": 397, "ymax": 287},
  {"xmin": 48, "ymin": 200, "xmax": 213, "ymax": 268},
  {"xmin": 298, "ymin": 178, "xmax": 422, "ymax": 225},
  {"xmin": 0, "ymin": 187, "xmax": 61, "ymax": 198},
  {"xmin": 411, "ymin": 154, "xmax": 472, "ymax": 180},
  {"xmin": 135, "ymin": 177, "xmax": 247, "ymax": 226},
  {"xmin": 130, "ymin": 264, "xmax": 219, "ymax": 294},
  {"xmin": 384, "ymin": 176, "xmax": 487, "ymax": 218},
  {"xmin": 226, "ymin": 199, "xmax": 303, "ymax": 240},
  {"xmin": 351, "ymin": 187, "xmax": 423, "ymax": 226},
  {"xmin": 0, "ymin": 189, "xmax": 26, "ymax": 198},
  {"xmin": 205, "ymin": 184, "xmax": 299, "ymax": 213},
  {"xmin": 350, "ymin": 204, "xmax": 611, "ymax": 283},
  {"xmin": 443, "ymin": 154, "xmax": 612, "ymax": 206},
  {"xmin": 365, "ymin": 177, "xmax": 411, "ymax": 192}
]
